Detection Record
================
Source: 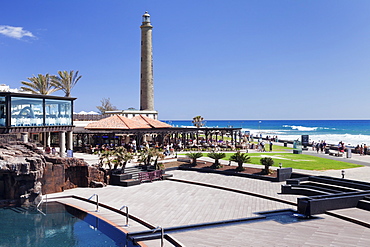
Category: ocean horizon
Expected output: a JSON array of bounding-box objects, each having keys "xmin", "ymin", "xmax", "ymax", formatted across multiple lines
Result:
[{"xmin": 162, "ymin": 119, "xmax": 370, "ymax": 147}]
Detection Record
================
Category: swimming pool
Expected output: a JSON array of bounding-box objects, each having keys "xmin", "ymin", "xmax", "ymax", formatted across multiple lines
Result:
[{"xmin": 0, "ymin": 202, "xmax": 137, "ymax": 247}]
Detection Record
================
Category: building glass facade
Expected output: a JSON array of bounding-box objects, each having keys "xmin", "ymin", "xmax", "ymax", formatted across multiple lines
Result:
[
  {"xmin": 11, "ymin": 97, "xmax": 44, "ymax": 127},
  {"xmin": 0, "ymin": 93, "xmax": 74, "ymax": 128},
  {"xmin": 0, "ymin": 97, "xmax": 6, "ymax": 126},
  {"xmin": 45, "ymin": 99, "xmax": 72, "ymax": 126}
]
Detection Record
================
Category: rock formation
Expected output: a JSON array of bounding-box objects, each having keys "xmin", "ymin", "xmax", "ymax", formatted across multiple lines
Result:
[{"xmin": 0, "ymin": 142, "xmax": 105, "ymax": 207}]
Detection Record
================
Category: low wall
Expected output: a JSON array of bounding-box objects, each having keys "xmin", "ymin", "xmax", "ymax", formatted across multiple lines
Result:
[{"xmin": 178, "ymin": 166, "xmax": 293, "ymax": 182}]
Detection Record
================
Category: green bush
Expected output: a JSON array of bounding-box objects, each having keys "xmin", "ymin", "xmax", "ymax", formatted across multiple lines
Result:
[
  {"xmin": 229, "ymin": 152, "xmax": 251, "ymax": 172},
  {"xmin": 260, "ymin": 157, "xmax": 274, "ymax": 174},
  {"xmin": 207, "ymin": 152, "xmax": 226, "ymax": 169},
  {"xmin": 186, "ymin": 152, "xmax": 203, "ymax": 165}
]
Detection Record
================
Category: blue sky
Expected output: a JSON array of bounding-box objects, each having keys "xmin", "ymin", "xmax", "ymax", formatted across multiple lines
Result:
[{"xmin": 1, "ymin": 0, "xmax": 370, "ymax": 120}]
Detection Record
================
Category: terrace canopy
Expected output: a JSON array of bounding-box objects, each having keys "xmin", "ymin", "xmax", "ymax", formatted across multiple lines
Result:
[{"xmin": 73, "ymin": 114, "xmax": 242, "ymax": 151}]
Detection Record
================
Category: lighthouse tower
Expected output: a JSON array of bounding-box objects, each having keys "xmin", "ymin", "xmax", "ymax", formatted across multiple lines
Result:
[
  {"xmin": 140, "ymin": 11, "xmax": 154, "ymax": 111},
  {"xmin": 105, "ymin": 12, "xmax": 158, "ymax": 120}
]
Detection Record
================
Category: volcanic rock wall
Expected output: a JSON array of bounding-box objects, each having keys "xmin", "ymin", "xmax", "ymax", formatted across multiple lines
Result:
[{"xmin": 0, "ymin": 142, "xmax": 105, "ymax": 207}]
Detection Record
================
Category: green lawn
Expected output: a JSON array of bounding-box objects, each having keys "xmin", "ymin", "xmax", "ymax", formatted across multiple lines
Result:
[
  {"xmin": 224, "ymin": 153, "xmax": 362, "ymax": 170},
  {"xmin": 252, "ymin": 143, "xmax": 293, "ymax": 152},
  {"xmin": 182, "ymin": 152, "xmax": 362, "ymax": 170}
]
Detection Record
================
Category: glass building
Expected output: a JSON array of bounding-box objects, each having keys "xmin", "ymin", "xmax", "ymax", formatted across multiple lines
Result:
[
  {"xmin": 0, "ymin": 92, "xmax": 75, "ymax": 157},
  {"xmin": 0, "ymin": 92, "xmax": 74, "ymax": 132}
]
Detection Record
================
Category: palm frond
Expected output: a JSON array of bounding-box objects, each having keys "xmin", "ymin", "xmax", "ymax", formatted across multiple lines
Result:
[
  {"xmin": 54, "ymin": 70, "xmax": 82, "ymax": 97},
  {"xmin": 21, "ymin": 74, "xmax": 59, "ymax": 95}
]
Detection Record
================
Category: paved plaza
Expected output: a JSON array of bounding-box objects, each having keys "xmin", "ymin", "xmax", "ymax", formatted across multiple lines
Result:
[{"xmin": 49, "ymin": 147, "xmax": 370, "ymax": 246}]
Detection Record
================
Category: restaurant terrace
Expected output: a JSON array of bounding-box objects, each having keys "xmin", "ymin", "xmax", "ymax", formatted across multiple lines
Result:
[{"xmin": 73, "ymin": 114, "xmax": 243, "ymax": 152}]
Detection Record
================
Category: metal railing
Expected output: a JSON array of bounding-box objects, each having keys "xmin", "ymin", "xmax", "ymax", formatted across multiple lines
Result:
[
  {"xmin": 88, "ymin": 194, "xmax": 99, "ymax": 212},
  {"xmin": 36, "ymin": 194, "xmax": 47, "ymax": 216},
  {"xmin": 153, "ymin": 226, "xmax": 164, "ymax": 247},
  {"xmin": 119, "ymin": 205, "xmax": 129, "ymax": 227}
]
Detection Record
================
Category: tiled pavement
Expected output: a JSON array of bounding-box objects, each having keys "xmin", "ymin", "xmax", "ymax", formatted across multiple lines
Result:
[{"xmin": 48, "ymin": 166, "xmax": 370, "ymax": 246}]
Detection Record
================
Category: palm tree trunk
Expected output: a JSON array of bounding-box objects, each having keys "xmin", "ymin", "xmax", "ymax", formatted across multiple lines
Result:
[{"xmin": 122, "ymin": 161, "xmax": 127, "ymax": 171}]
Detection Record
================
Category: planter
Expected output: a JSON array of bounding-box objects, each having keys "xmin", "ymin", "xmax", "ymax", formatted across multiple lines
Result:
[{"xmin": 110, "ymin": 174, "xmax": 133, "ymax": 185}]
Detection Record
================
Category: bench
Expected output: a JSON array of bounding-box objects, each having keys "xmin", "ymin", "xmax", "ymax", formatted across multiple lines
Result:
[{"xmin": 138, "ymin": 170, "xmax": 163, "ymax": 183}]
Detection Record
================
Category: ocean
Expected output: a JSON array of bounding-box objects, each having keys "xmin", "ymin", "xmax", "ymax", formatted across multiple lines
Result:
[{"xmin": 162, "ymin": 120, "xmax": 370, "ymax": 147}]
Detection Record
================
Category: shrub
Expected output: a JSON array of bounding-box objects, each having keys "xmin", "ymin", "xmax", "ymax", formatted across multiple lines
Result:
[
  {"xmin": 260, "ymin": 157, "xmax": 274, "ymax": 174},
  {"xmin": 207, "ymin": 151, "xmax": 226, "ymax": 169},
  {"xmin": 229, "ymin": 151, "xmax": 251, "ymax": 172},
  {"xmin": 186, "ymin": 152, "xmax": 203, "ymax": 165}
]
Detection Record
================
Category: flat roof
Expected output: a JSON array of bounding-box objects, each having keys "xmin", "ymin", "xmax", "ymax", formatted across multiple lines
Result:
[{"xmin": 0, "ymin": 92, "xmax": 76, "ymax": 100}]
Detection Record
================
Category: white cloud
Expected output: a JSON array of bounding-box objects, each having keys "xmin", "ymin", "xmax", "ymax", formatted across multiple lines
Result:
[{"xmin": 0, "ymin": 25, "xmax": 35, "ymax": 39}]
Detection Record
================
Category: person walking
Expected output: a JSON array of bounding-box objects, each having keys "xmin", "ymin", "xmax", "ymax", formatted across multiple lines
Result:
[
  {"xmin": 364, "ymin": 144, "xmax": 368, "ymax": 156},
  {"xmin": 261, "ymin": 141, "xmax": 266, "ymax": 152}
]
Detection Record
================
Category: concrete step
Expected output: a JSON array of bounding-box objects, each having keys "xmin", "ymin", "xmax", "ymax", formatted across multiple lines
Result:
[
  {"xmin": 301, "ymin": 181, "xmax": 360, "ymax": 193},
  {"xmin": 123, "ymin": 166, "xmax": 144, "ymax": 180}
]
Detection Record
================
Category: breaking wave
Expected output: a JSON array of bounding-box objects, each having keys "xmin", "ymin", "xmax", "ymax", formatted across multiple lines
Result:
[{"xmin": 283, "ymin": 125, "xmax": 318, "ymax": 131}]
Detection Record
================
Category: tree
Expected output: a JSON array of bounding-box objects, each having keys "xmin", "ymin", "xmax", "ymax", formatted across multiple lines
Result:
[
  {"xmin": 98, "ymin": 149, "xmax": 114, "ymax": 170},
  {"xmin": 112, "ymin": 146, "xmax": 133, "ymax": 171},
  {"xmin": 260, "ymin": 157, "xmax": 274, "ymax": 175},
  {"xmin": 207, "ymin": 151, "xmax": 226, "ymax": 169},
  {"xmin": 192, "ymin": 116, "xmax": 205, "ymax": 128},
  {"xmin": 21, "ymin": 74, "xmax": 59, "ymax": 95},
  {"xmin": 138, "ymin": 147, "xmax": 165, "ymax": 170},
  {"xmin": 96, "ymin": 97, "xmax": 118, "ymax": 114},
  {"xmin": 229, "ymin": 151, "xmax": 251, "ymax": 172},
  {"xmin": 53, "ymin": 70, "xmax": 82, "ymax": 97},
  {"xmin": 186, "ymin": 152, "xmax": 203, "ymax": 166}
]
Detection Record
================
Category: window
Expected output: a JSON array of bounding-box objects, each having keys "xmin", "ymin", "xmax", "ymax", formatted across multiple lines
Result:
[
  {"xmin": 10, "ymin": 97, "xmax": 43, "ymax": 127},
  {"xmin": 45, "ymin": 99, "xmax": 72, "ymax": 126},
  {"xmin": 9, "ymin": 97, "xmax": 72, "ymax": 127},
  {"xmin": 0, "ymin": 97, "xmax": 5, "ymax": 126}
]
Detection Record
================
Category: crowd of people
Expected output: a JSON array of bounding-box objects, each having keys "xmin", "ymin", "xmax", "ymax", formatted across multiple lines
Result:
[
  {"xmin": 44, "ymin": 146, "xmax": 57, "ymax": 155},
  {"xmin": 311, "ymin": 140, "xmax": 327, "ymax": 153},
  {"xmin": 75, "ymin": 135, "xmax": 279, "ymax": 156},
  {"xmin": 311, "ymin": 140, "xmax": 369, "ymax": 156},
  {"xmin": 355, "ymin": 144, "xmax": 368, "ymax": 155}
]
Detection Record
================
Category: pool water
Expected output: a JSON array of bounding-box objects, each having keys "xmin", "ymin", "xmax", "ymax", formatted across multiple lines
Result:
[{"xmin": 0, "ymin": 202, "xmax": 136, "ymax": 247}]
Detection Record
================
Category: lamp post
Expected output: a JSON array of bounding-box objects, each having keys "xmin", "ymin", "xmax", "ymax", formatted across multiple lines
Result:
[{"xmin": 258, "ymin": 121, "xmax": 262, "ymax": 138}]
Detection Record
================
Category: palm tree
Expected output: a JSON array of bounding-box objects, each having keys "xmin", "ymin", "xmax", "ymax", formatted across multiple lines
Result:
[
  {"xmin": 138, "ymin": 147, "xmax": 165, "ymax": 170},
  {"xmin": 112, "ymin": 147, "xmax": 133, "ymax": 171},
  {"xmin": 53, "ymin": 70, "xmax": 82, "ymax": 97},
  {"xmin": 192, "ymin": 115, "xmax": 205, "ymax": 128},
  {"xmin": 21, "ymin": 74, "xmax": 59, "ymax": 95},
  {"xmin": 186, "ymin": 152, "xmax": 203, "ymax": 166},
  {"xmin": 207, "ymin": 151, "xmax": 226, "ymax": 169},
  {"xmin": 229, "ymin": 151, "xmax": 251, "ymax": 172},
  {"xmin": 98, "ymin": 149, "xmax": 114, "ymax": 170},
  {"xmin": 260, "ymin": 157, "xmax": 274, "ymax": 175}
]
